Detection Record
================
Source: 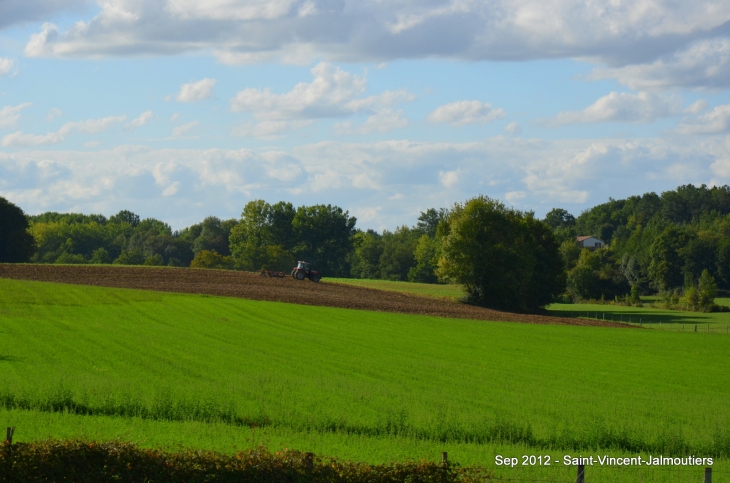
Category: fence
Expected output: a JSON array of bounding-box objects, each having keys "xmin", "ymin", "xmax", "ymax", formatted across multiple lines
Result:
[
  {"xmin": 556, "ymin": 310, "xmax": 730, "ymax": 334},
  {"xmin": 2, "ymin": 429, "xmax": 724, "ymax": 482}
]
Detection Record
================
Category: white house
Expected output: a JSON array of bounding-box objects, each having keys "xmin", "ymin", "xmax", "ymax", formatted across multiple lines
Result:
[{"xmin": 576, "ymin": 236, "xmax": 605, "ymax": 250}]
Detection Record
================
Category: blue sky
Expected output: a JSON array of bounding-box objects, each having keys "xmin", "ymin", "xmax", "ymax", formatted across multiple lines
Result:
[{"xmin": 1, "ymin": 1, "xmax": 730, "ymax": 230}]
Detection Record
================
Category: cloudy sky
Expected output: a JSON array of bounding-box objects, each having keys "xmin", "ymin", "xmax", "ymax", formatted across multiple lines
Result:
[{"xmin": 1, "ymin": 0, "xmax": 730, "ymax": 230}]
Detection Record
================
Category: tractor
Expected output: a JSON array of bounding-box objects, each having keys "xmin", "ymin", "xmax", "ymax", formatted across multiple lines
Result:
[{"xmin": 292, "ymin": 261, "xmax": 321, "ymax": 282}]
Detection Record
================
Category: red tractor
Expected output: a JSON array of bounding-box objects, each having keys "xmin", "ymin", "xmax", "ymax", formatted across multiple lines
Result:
[{"xmin": 292, "ymin": 261, "xmax": 321, "ymax": 282}]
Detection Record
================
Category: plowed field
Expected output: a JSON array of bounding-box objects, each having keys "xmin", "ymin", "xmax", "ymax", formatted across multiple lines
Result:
[{"xmin": 0, "ymin": 264, "xmax": 630, "ymax": 327}]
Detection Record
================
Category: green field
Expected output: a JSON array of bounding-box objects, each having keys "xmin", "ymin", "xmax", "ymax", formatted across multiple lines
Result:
[
  {"xmin": 547, "ymin": 299, "xmax": 730, "ymax": 333},
  {"xmin": 1, "ymin": 278, "xmax": 729, "ymax": 482},
  {"xmin": 325, "ymin": 278, "xmax": 465, "ymax": 301}
]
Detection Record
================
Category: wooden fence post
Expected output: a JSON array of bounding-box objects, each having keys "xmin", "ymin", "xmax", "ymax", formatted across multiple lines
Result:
[
  {"xmin": 441, "ymin": 452, "xmax": 448, "ymax": 467},
  {"xmin": 576, "ymin": 463, "xmax": 585, "ymax": 483},
  {"xmin": 695, "ymin": 324, "xmax": 698, "ymax": 332},
  {"xmin": 704, "ymin": 467, "xmax": 712, "ymax": 483},
  {"xmin": 4, "ymin": 427, "xmax": 13, "ymax": 445}
]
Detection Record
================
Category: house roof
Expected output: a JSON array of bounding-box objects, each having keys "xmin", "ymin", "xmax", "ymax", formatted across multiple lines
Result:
[{"xmin": 576, "ymin": 235, "xmax": 598, "ymax": 242}]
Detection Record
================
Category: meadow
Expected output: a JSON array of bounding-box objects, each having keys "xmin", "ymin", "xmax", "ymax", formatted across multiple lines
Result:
[
  {"xmin": 325, "ymin": 278, "xmax": 465, "ymax": 301},
  {"xmin": 1, "ymin": 278, "xmax": 729, "ymax": 482}
]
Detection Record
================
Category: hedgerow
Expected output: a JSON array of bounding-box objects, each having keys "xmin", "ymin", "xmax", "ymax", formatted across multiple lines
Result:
[{"xmin": 0, "ymin": 440, "xmax": 493, "ymax": 483}]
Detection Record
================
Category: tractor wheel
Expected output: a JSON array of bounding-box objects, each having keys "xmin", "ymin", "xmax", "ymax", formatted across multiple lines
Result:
[
  {"xmin": 311, "ymin": 275, "xmax": 320, "ymax": 283},
  {"xmin": 294, "ymin": 270, "xmax": 306, "ymax": 280}
]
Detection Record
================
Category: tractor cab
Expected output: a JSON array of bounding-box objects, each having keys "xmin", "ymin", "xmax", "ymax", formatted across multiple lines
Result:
[{"xmin": 292, "ymin": 260, "xmax": 320, "ymax": 282}]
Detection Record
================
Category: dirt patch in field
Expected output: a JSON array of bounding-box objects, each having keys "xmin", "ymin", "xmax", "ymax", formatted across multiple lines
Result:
[{"xmin": 0, "ymin": 264, "xmax": 632, "ymax": 328}]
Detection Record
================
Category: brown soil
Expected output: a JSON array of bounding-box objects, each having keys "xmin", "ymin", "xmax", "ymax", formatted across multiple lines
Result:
[{"xmin": 0, "ymin": 264, "xmax": 632, "ymax": 328}]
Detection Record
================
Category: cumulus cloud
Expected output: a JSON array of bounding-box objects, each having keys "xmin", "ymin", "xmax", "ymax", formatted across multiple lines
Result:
[
  {"xmin": 232, "ymin": 120, "xmax": 312, "ymax": 138},
  {"xmin": 427, "ymin": 101, "xmax": 506, "ymax": 126},
  {"xmin": 46, "ymin": 108, "xmax": 63, "ymax": 121},
  {"xmin": 590, "ymin": 38, "xmax": 730, "ymax": 91},
  {"xmin": 675, "ymin": 104, "xmax": 730, "ymax": 135},
  {"xmin": 334, "ymin": 108, "xmax": 409, "ymax": 135},
  {"xmin": 172, "ymin": 121, "xmax": 199, "ymax": 137},
  {"xmin": 20, "ymin": 0, "xmax": 730, "ymax": 69},
  {"xmin": 1, "ymin": 115, "xmax": 125, "ymax": 147},
  {"xmin": 125, "ymin": 110, "xmax": 153, "ymax": 129},
  {"xmin": 0, "ymin": 0, "xmax": 88, "ymax": 30},
  {"xmin": 231, "ymin": 62, "xmax": 412, "ymax": 136},
  {"xmin": 504, "ymin": 122, "xmax": 522, "ymax": 135},
  {"xmin": 1, "ymin": 136, "xmax": 728, "ymax": 230},
  {"xmin": 547, "ymin": 92, "xmax": 682, "ymax": 125},
  {"xmin": 0, "ymin": 58, "xmax": 15, "ymax": 76},
  {"xmin": 176, "ymin": 79, "xmax": 216, "ymax": 102},
  {"xmin": 0, "ymin": 103, "xmax": 32, "ymax": 128}
]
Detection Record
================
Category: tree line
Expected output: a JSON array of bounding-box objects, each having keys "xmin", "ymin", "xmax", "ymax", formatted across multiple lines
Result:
[{"xmin": 1, "ymin": 183, "xmax": 729, "ymax": 313}]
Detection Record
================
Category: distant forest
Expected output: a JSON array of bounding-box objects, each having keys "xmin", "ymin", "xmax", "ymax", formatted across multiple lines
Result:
[{"xmin": 5, "ymin": 183, "xmax": 730, "ymax": 303}]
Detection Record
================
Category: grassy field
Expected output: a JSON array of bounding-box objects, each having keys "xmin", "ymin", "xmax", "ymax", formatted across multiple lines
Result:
[
  {"xmin": 1, "ymin": 278, "xmax": 729, "ymax": 482},
  {"xmin": 547, "ymin": 299, "xmax": 730, "ymax": 333},
  {"xmin": 325, "ymin": 278, "xmax": 465, "ymax": 301}
]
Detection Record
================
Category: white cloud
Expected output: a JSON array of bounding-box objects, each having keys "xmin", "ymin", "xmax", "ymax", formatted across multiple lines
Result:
[
  {"xmin": 232, "ymin": 120, "xmax": 312, "ymax": 139},
  {"xmin": 0, "ymin": 0, "xmax": 88, "ymax": 30},
  {"xmin": 46, "ymin": 108, "xmax": 63, "ymax": 121},
  {"xmin": 675, "ymin": 104, "xmax": 730, "ymax": 135},
  {"xmin": 334, "ymin": 108, "xmax": 409, "ymax": 135},
  {"xmin": 231, "ymin": 62, "xmax": 412, "ymax": 136},
  {"xmin": 0, "ymin": 103, "xmax": 32, "ymax": 128},
  {"xmin": 0, "ymin": 58, "xmax": 15, "ymax": 76},
  {"xmin": 22, "ymin": 0, "xmax": 730, "ymax": 71},
  {"xmin": 548, "ymin": 92, "xmax": 681, "ymax": 125},
  {"xmin": 427, "ymin": 101, "xmax": 506, "ymax": 126},
  {"xmin": 172, "ymin": 121, "xmax": 199, "ymax": 137},
  {"xmin": 590, "ymin": 38, "xmax": 730, "ymax": 91},
  {"xmin": 170, "ymin": 113, "xmax": 180, "ymax": 122},
  {"xmin": 125, "ymin": 110, "xmax": 153, "ymax": 129},
  {"xmin": 176, "ymin": 79, "xmax": 216, "ymax": 102},
  {"xmin": 504, "ymin": 122, "xmax": 522, "ymax": 135},
  {"xmin": 1, "ymin": 115, "xmax": 125, "ymax": 147},
  {"xmin": 439, "ymin": 170, "xmax": 459, "ymax": 188},
  {"xmin": 84, "ymin": 140, "xmax": 101, "ymax": 148},
  {"xmin": 684, "ymin": 100, "xmax": 707, "ymax": 114},
  {"xmin": 1, "ymin": 135, "xmax": 729, "ymax": 230}
]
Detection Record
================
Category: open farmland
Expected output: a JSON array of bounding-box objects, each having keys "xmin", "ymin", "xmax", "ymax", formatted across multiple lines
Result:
[
  {"xmin": 1, "ymin": 277, "xmax": 729, "ymax": 482},
  {"xmin": 0, "ymin": 264, "xmax": 627, "ymax": 327}
]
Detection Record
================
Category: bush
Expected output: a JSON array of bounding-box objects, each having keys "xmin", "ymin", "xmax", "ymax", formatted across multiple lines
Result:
[
  {"xmin": 0, "ymin": 197, "xmax": 35, "ymax": 263},
  {"xmin": 0, "ymin": 440, "xmax": 491, "ymax": 483},
  {"xmin": 190, "ymin": 250, "xmax": 234, "ymax": 270}
]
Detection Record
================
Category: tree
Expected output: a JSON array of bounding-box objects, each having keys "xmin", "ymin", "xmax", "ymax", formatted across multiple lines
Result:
[
  {"xmin": 350, "ymin": 230, "xmax": 384, "ymax": 279},
  {"xmin": 0, "ymin": 197, "xmax": 36, "ymax": 262},
  {"xmin": 648, "ymin": 226, "xmax": 689, "ymax": 292},
  {"xmin": 416, "ymin": 208, "xmax": 447, "ymax": 238},
  {"xmin": 109, "ymin": 210, "xmax": 140, "ymax": 228},
  {"xmin": 292, "ymin": 204, "xmax": 356, "ymax": 277},
  {"xmin": 437, "ymin": 196, "xmax": 563, "ymax": 312},
  {"xmin": 379, "ymin": 226, "xmax": 419, "ymax": 281},
  {"xmin": 190, "ymin": 250, "xmax": 234, "ymax": 270},
  {"xmin": 543, "ymin": 208, "xmax": 576, "ymax": 230},
  {"xmin": 408, "ymin": 235, "xmax": 440, "ymax": 283}
]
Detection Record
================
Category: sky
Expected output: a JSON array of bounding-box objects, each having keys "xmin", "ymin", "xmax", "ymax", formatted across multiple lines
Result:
[{"xmin": 1, "ymin": 1, "xmax": 730, "ymax": 230}]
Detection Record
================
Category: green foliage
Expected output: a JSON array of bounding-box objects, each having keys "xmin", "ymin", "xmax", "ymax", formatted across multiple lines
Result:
[
  {"xmin": 0, "ymin": 440, "xmax": 489, "ymax": 483},
  {"xmin": 378, "ymin": 226, "xmax": 420, "ymax": 281},
  {"xmin": 0, "ymin": 197, "xmax": 36, "ymax": 263},
  {"xmin": 437, "ymin": 196, "xmax": 563, "ymax": 312},
  {"xmin": 350, "ymin": 230, "xmax": 383, "ymax": 279},
  {"xmin": 113, "ymin": 249, "xmax": 146, "ymax": 265},
  {"xmin": 292, "ymin": 204, "xmax": 356, "ymax": 277},
  {"xmin": 90, "ymin": 247, "xmax": 111, "ymax": 264},
  {"xmin": 408, "ymin": 235, "xmax": 440, "ymax": 283},
  {"xmin": 543, "ymin": 208, "xmax": 575, "ymax": 230},
  {"xmin": 228, "ymin": 200, "xmax": 296, "ymax": 271},
  {"xmin": 143, "ymin": 254, "xmax": 165, "ymax": 266},
  {"xmin": 190, "ymin": 250, "xmax": 235, "ymax": 270},
  {"xmin": 565, "ymin": 248, "xmax": 629, "ymax": 301}
]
